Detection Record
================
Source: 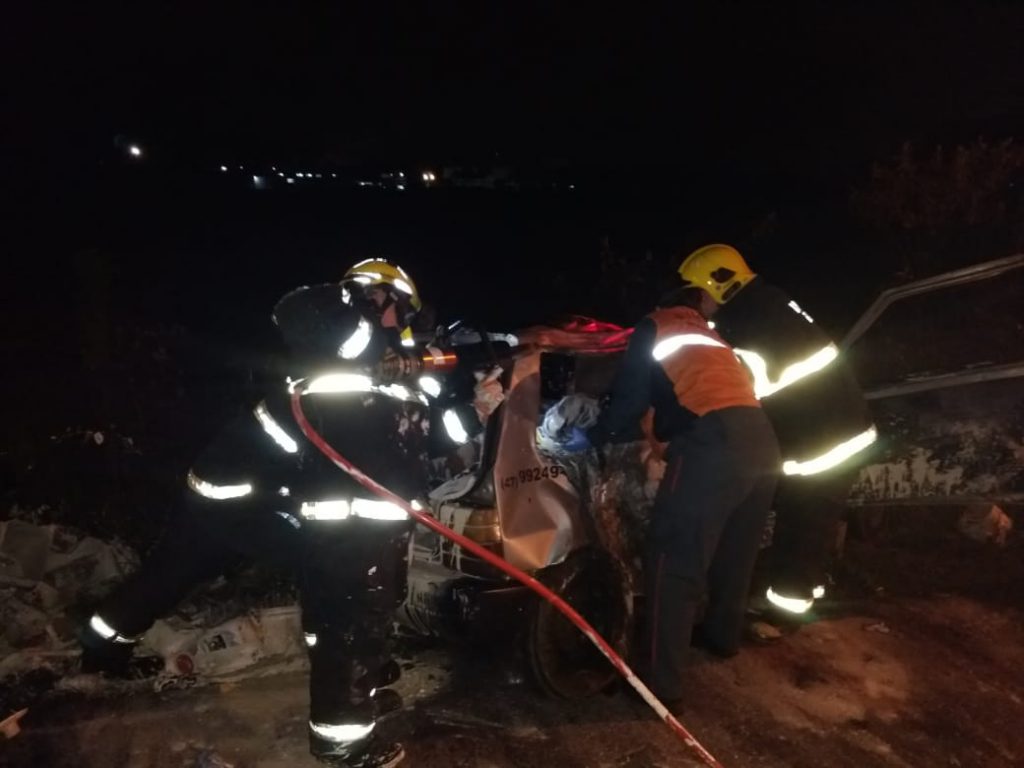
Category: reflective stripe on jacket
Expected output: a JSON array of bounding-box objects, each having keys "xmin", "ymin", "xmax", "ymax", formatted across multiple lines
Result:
[
  {"xmin": 649, "ymin": 306, "xmax": 759, "ymax": 418},
  {"xmin": 589, "ymin": 306, "xmax": 759, "ymax": 446},
  {"xmin": 714, "ymin": 277, "xmax": 873, "ymax": 463}
]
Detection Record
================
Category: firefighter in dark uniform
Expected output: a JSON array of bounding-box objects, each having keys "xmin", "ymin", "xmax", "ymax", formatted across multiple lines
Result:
[
  {"xmin": 678, "ymin": 244, "xmax": 876, "ymax": 616},
  {"xmin": 570, "ymin": 287, "xmax": 779, "ymax": 707},
  {"xmin": 80, "ymin": 260, "xmax": 427, "ymax": 768}
]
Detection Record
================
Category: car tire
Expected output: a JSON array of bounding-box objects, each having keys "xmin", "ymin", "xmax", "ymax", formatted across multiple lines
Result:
[{"xmin": 525, "ymin": 547, "xmax": 633, "ymax": 699}]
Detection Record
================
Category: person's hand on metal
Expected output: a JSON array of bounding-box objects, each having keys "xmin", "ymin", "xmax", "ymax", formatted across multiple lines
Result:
[{"xmin": 561, "ymin": 426, "xmax": 592, "ymax": 453}]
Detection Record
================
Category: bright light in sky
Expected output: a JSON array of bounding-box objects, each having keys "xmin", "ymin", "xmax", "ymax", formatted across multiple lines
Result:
[{"xmin": 128, "ymin": 145, "xmax": 142, "ymax": 157}]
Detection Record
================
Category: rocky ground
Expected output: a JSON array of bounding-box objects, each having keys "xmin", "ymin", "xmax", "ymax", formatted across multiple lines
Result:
[{"xmin": 3, "ymin": 507, "xmax": 1023, "ymax": 768}]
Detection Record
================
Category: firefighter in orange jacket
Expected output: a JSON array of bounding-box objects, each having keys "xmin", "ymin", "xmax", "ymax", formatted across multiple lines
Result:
[
  {"xmin": 678, "ymin": 244, "xmax": 876, "ymax": 616},
  {"xmin": 578, "ymin": 287, "xmax": 780, "ymax": 707}
]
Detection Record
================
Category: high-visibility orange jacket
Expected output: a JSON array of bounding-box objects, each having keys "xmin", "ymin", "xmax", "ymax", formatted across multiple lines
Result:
[{"xmin": 589, "ymin": 306, "xmax": 760, "ymax": 445}]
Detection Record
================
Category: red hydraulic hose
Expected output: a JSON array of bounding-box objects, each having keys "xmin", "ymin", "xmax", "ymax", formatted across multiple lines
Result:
[{"xmin": 290, "ymin": 387, "xmax": 724, "ymax": 768}]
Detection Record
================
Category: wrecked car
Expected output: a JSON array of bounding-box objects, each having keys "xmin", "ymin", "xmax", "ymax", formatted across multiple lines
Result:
[{"xmin": 399, "ymin": 318, "xmax": 657, "ymax": 698}]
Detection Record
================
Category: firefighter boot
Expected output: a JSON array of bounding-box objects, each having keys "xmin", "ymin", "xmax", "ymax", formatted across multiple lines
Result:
[{"xmin": 312, "ymin": 734, "xmax": 404, "ymax": 768}]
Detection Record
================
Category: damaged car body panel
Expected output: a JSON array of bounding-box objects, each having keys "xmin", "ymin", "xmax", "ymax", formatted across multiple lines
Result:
[{"xmin": 399, "ymin": 320, "xmax": 641, "ymax": 695}]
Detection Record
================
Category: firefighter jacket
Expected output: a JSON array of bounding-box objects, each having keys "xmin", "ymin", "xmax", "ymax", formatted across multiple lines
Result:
[
  {"xmin": 713, "ymin": 277, "xmax": 875, "ymax": 477},
  {"xmin": 188, "ymin": 285, "xmax": 431, "ymax": 518},
  {"xmin": 589, "ymin": 306, "xmax": 760, "ymax": 446}
]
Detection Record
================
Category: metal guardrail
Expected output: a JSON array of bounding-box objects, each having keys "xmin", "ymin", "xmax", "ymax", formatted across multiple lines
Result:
[
  {"xmin": 864, "ymin": 360, "xmax": 1024, "ymax": 400},
  {"xmin": 841, "ymin": 253, "xmax": 1024, "ymax": 351},
  {"xmin": 845, "ymin": 255, "xmax": 1024, "ymax": 507},
  {"xmin": 843, "ymin": 253, "xmax": 1024, "ymax": 398}
]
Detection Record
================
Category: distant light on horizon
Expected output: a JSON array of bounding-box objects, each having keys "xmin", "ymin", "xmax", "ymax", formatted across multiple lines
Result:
[
  {"xmin": 128, "ymin": 145, "xmax": 142, "ymax": 157},
  {"xmin": 220, "ymin": 165, "xmax": 228, "ymax": 172},
  {"xmin": 286, "ymin": 177, "xmax": 295, "ymax": 184}
]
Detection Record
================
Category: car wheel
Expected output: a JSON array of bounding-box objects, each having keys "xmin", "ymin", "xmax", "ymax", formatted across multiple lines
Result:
[{"xmin": 525, "ymin": 548, "xmax": 633, "ymax": 699}]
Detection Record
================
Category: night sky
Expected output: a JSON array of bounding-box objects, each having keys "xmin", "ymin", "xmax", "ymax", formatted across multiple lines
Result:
[{"xmin": 6, "ymin": 2, "xmax": 1023, "ymax": 187}]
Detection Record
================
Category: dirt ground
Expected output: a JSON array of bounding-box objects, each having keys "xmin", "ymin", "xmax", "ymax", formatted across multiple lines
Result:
[{"xmin": 4, "ymin": 510, "xmax": 1023, "ymax": 768}]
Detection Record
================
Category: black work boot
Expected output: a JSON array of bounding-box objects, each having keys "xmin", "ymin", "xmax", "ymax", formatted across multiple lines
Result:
[
  {"xmin": 79, "ymin": 628, "xmax": 163, "ymax": 679},
  {"xmin": 314, "ymin": 737, "xmax": 404, "ymax": 768}
]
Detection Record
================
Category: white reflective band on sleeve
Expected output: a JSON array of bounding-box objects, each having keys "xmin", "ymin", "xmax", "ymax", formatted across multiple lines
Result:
[
  {"xmin": 377, "ymin": 383, "xmax": 411, "ymax": 400},
  {"xmin": 401, "ymin": 336, "xmax": 416, "ymax": 348},
  {"xmin": 338, "ymin": 318, "xmax": 373, "ymax": 360},
  {"xmin": 302, "ymin": 373, "xmax": 375, "ymax": 394},
  {"xmin": 187, "ymin": 470, "xmax": 253, "ymax": 500},
  {"xmin": 766, "ymin": 588, "xmax": 814, "ymax": 614},
  {"xmin": 351, "ymin": 498, "xmax": 408, "ymax": 521},
  {"xmin": 89, "ymin": 614, "xmax": 137, "ymax": 644},
  {"xmin": 734, "ymin": 343, "xmax": 839, "ymax": 399},
  {"xmin": 254, "ymin": 401, "xmax": 299, "ymax": 454},
  {"xmin": 300, "ymin": 498, "xmax": 407, "ymax": 522},
  {"xmin": 812, "ymin": 585, "xmax": 826, "ymax": 599},
  {"xmin": 651, "ymin": 333, "xmax": 727, "ymax": 361},
  {"xmin": 309, "ymin": 721, "xmax": 375, "ymax": 744},
  {"xmin": 300, "ymin": 500, "xmax": 351, "ymax": 520},
  {"xmin": 297, "ymin": 373, "xmax": 427, "ymax": 404},
  {"xmin": 418, "ymin": 376, "xmax": 442, "ymax": 398},
  {"xmin": 782, "ymin": 425, "xmax": 877, "ymax": 477},
  {"xmin": 304, "ymin": 632, "xmax": 318, "ymax": 647},
  {"xmin": 443, "ymin": 409, "xmax": 469, "ymax": 444}
]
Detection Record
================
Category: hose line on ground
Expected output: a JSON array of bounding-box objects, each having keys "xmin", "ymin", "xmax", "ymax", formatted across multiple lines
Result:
[{"xmin": 290, "ymin": 386, "xmax": 723, "ymax": 768}]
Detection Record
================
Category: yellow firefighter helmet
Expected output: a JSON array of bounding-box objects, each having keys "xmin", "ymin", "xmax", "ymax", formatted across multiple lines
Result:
[
  {"xmin": 678, "ymin": 244, "xmax": 756, "ymax": 304},
  {"xmin": 343, "ymin": 259, "xmax": 422, "ymax": 312}
]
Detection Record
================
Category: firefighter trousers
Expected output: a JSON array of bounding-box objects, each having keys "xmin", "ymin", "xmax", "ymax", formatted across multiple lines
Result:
[
  {"xmin": 88, "ymin": 496, "xmax": 410, "ymax": 760},
  {"xmin": 643, "ymin": 406, "xmax": 779, "ymax": 701},
  {"xmin": 768, "ymin": 465, "xmax": 861, "ymax": 597}
]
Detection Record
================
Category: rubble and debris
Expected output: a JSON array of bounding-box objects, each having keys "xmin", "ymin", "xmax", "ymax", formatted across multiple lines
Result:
[
  {"xmin": 957, "ymin": 504, "xmax": 1013, "ymax": 545},
  {"xmin": 0, "ymin": 519, "xmax": 305, "ymax": 696},
  {"xmin": 141, "ymin": 605, "xmax": 304, "ymax": 680},
  {"xmin": 0, "ymin": 520, "xmax": 138, "ymax": 671}
]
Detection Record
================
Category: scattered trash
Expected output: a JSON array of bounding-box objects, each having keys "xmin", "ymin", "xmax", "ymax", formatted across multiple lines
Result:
[
  {"xmin": 957, "ymin": 504, "xmax": 1013, "ymax": 546},
  {"xmin": 142, "ymin": 605, "xmax": 304, "ymax": 680},
  {"xmin": 0, "ymin": 707, "xmax": 27, "ymax": 739},
  {"xmin": 0, "ymin": 518, "xmax": 304, "ymax": 700},
  {"xmin": 864, "ymin": 622, "xmax": 891, "ymax": 634}
]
